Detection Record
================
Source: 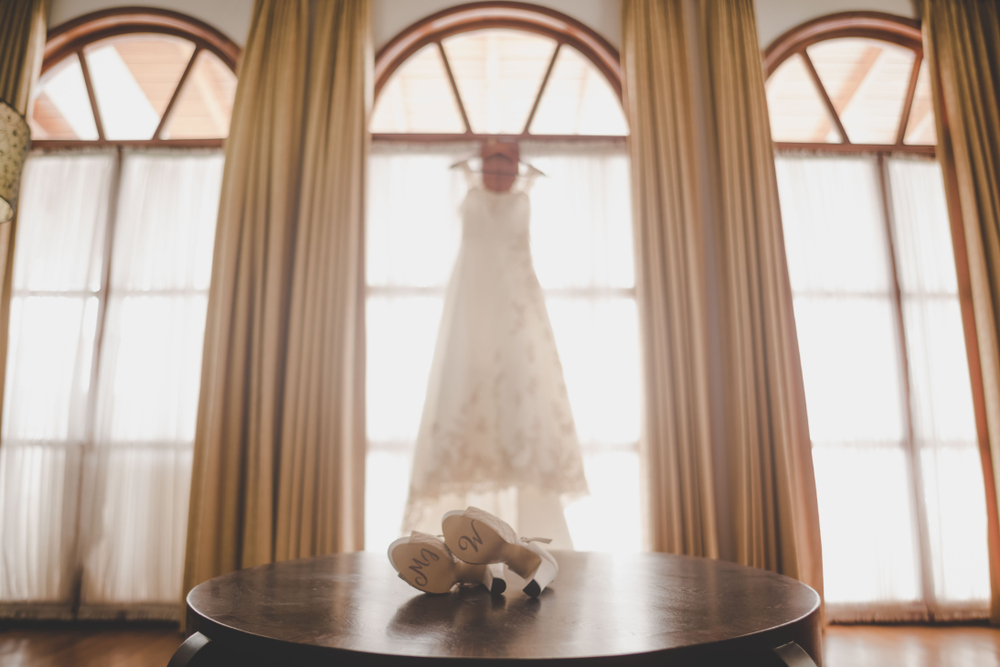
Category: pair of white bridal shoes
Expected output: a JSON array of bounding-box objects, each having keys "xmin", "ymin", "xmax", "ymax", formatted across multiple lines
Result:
[{"xmin": 388, "ymin": 507, "xmax": 559, "ymax": 598}]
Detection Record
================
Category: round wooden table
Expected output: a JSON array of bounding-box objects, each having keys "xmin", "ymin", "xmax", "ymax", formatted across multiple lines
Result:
[{"xmin": 171, "ymin": 551, "xmax": 822, "ymax": 666}]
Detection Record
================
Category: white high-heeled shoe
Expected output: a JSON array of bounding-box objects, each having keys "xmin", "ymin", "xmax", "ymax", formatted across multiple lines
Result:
[
  {"xmin": 388, "ymin": 531, "xmax": 506, "ymax": 595},
  {"xmin": 441, "ymin": 507, "xmax": 558, "ymax": 597}
]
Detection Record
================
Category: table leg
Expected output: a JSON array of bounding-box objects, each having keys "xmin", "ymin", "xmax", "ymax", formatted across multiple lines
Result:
[
  {"xmin": 167, "ymin": 632, "xmax": 216, "ymax": 667},
  {"xmin": 774, "ymin": 641, "xmax": 819, "ymax": 667}
]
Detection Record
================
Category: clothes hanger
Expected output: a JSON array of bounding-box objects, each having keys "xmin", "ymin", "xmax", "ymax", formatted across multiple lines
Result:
[{"xmin": 448, "ymin": 153, "xmax": 546, "ymax": 178}]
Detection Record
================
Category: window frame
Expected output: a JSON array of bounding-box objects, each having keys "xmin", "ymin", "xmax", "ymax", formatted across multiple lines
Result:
[
  {"xmin": 764, "ymin": 11, "xmax": 993, "ymax": 620},
  {"xmin": 764, "ymin": 11, "xmax": 931, "ymax": 155},
  {"xmin": 27, "ymin": 10, "xmax": 242, "ymax": 463},
  {"xmin": 33, "ymin": 8, "xmax": 240, "ymax": 150},
  {"xmin": 0, "ymin": 12, "xmax": 240, "ymax": 616},
  {"xmin": 372, "ymin": 1, "xmax": 626, "ymax": 144}
]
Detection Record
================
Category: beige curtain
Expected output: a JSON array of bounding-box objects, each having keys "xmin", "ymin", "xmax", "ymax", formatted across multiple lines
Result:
[
  {"xmin": 183, "ymin": 0, "xmax": 370, "ymax": 604},
  {"xmin": 0, "ymin": 0, "xmax": 46, "ymax": 441},
  {"xmin": 0, "ymin": 0, "xmax": 45, "ymax": 114},
  {"xmin": 621, "ymin": 0, "xmax": 719, "ymax": 558},
  {"xmin": 622, "ymin": 0, "xmax": 823, "ymax": 598},
  {"xmin": 700, "ymin": 0, "xmax": 823, "ymax": 596},
  {"xmin": 923, "ymin": 0, "xmax": 1000, "ymax": 623}
]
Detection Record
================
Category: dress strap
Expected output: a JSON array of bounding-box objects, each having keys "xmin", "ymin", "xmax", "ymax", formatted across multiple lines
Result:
[
  {"xmin": 457, "ymin": 159, "xmax": 479, "ymax": 189},
  {"xmin": 517, "ymin": 164, "xmax": 544, "ymax": 193}
]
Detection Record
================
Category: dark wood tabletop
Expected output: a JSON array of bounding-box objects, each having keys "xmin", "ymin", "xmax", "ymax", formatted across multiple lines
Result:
[{"xmin": 174, "ymin": 551, "xmax": 822, "ymax": 667}]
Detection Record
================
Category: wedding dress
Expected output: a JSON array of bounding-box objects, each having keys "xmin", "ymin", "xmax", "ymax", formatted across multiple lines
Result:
[{"xmin": 402, "ymin": 163, "xmax": 588, "ymax": 548}]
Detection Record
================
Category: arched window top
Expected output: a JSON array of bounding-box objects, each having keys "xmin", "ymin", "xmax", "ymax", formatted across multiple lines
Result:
[
  {"xmin": 371, "ymin": 2, "xmax": 627, "ymax": 140},
  {"xmin": 31, "ymin": 8, "xmax": 241, "ymax": 145},
  {"xmin": 763, "ymin": 12, "xmax": 933, "ymax": 151}
]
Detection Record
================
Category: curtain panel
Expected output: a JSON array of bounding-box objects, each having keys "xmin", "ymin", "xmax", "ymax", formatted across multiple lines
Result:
[
  {"xmin": 923, "ymin": 0, "xmax": 1000, "ymax": 623},
  {"xmin": 621, "ymin": 0, "xmax": 719, "ymax": 558},
  {"xmin": 183, "ymin": 0, "xmax": 370, "ymax": 609},
  {"xmin": 0, "ymin": 0, "xmax": 45, "ymax": 115},
  {"xmin": 621, "ymin": 0, "xmax": 823, "ymax": 598},
  {"xmin": 0, "ymin": 0, "xmax": 46, "ymax": 448},
  {"xmin": 700, "ymin": 0, "xmax": 823, "ymax": 597}
]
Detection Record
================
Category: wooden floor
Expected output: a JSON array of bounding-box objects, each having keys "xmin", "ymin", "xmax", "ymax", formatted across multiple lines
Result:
[
  {"xmin": 0, "ymin": 622, "xmax": 997, "ymax": 666},
  {"xmin": 824, "ymin": 625, "xmax": 1000, "ymax": 667},
  {"xmin": 0, "ymin": 623, "xmax": 183, "ymax": 667}
]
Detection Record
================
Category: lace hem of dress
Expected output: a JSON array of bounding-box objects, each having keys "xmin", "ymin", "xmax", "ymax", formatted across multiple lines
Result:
[{"xmin": 402, "ymin": 479, "xmax": 589, "ymax": 535}]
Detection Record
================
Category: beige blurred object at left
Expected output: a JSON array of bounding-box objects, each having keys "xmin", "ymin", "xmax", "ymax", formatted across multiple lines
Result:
[
  {"xmin": 0, "ymin": 0, "xmax": 47, "ymax": 440},
  {"xmin": 0, "ymin": 100, "xmax": 29, "ymax": 223}
]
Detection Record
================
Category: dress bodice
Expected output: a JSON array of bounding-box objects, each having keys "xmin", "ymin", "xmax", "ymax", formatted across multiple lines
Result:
[
  {"xmin": 458, "ymin": 162, "xmax": 540, "ymax": 246},
  {"xmin": 460, "ymin": 187, "xmax": 531, "ymax": 245}
]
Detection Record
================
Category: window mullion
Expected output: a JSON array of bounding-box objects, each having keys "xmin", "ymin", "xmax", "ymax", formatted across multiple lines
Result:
[
  {"xmin": 522, "ymin": 42, "xmax": 561, "ymax": 136},
  {"xmin": 876, "ymin": 153, "xmax": 937, "ymax": 617},
  {"xmin": 800, "ymin": 50, "xmax": 850, "ymax": 144},
  {"xmin": 68, "ymin": 146, "xmax": 125, "ymax": 612},
  {"xmin": 437, "ymin": 41, "xmax": 473, "ymax": 135},
  {"xmin": 83, "ymin": 147, "xmax": 123, "ymax": 453},
  {"xmin": 896, "ymin": 53, "xmax": 923, "ymax": 147},
  {"xmin": 154, "ymin": 46, "xmax": 202, "ymax": 140},
  {"xmin": 77, "ymin": 50, "xmax": 105, "ymax": 143}
]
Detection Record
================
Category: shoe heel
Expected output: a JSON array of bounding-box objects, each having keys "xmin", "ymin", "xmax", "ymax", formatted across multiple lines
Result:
[
  {"xmin": 523, "ymin": 555, "xmax": 556, "ymax": 597},
  {"xmin": 519, "ymin": 540, "xmax": 557, "ymax": 598},
  {"xmin": 483, "ymin": 563, "xmax": 507, "ymax": 595}
]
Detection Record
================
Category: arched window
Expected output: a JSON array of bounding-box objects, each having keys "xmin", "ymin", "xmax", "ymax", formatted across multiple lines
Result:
[
  {"xmin": 764, "ymin": 13, "xmax": 934, "ymax": 150},
  {"xmin": 364, "ymin": 4, "xmax": 640, "ymax": 552},
  {"xmin": 0, "ymin": 10, "xmax": 238, "ymax": 620},
  {"xmin": 30, "ymin": 8, "xmax": 238, "ymax": 144},
  {"xmin": 764, "ymin": 13, "xmax": 988, "ymax": 622},
  {"xmin": 370, "ymin": 3, "xmax": 626, "ymax": 140}
]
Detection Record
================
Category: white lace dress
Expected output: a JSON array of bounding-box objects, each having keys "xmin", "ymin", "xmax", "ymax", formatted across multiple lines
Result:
[{"xmin": 402, "ymin": 166, "xmax": 588, "ymax": 547}]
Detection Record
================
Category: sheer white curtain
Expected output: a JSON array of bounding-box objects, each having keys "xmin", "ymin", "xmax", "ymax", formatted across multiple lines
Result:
[
  {"xmin": 522, "ymin": 144, "xmax": 641, "ymax": 550},
  {"xmin": 0, "ymin": 149, "xmax": 222, "ymax": 619},
  {"xmin": 79, "ymin": 151, "xmax": 221, "ymax": 615},
  {"xmin": 0, "ymin": 153, "xmax": 114, "ymax": 609},
  {"xmin": 775, "ymin": 154, "xmax": 989, "ymax": 621},
  {"xmin": 365, "ymin": 142, "xmax": 641, "ymax": 553},
  {"xmin": 888, "ymin": 158, "xmax": 987, "ymax": 614}
]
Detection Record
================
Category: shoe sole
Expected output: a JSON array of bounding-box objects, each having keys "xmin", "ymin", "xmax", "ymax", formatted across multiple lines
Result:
[
  {"xmin": 389, "ymin": 537, "xmax": 507, "ymax": 595},
  {"xmin": 389, "ymin": 538, "xmax": 457, "ymax": 594},
  {"xmin": 442, "ymin": 514, "xmax": 542, "ymax": 580}
]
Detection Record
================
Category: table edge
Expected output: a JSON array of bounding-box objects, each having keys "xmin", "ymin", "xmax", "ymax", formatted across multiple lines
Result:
[{"xmin": 185, "ymin": 552, "xmax": 822, "ymax": 663}]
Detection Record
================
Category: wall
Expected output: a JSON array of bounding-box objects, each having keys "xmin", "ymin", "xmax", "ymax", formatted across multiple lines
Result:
[
  {"xmin": 48, "ymin": 0, "xmax": 254, "ymax": 45},
  {"xmin": 754, "ymin": 0, "xmax": 917, "ymax": 50},
  {"xmin": 46, "ymin": 0, "xmax": 623, "ymax": 51},
  {"xmin": 47, "ymin": 0, "xmax": 920, "ymax": 56},
  {"xmin": 373, "ymin": 0, "xmax": 621, "ymax": 50}
]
